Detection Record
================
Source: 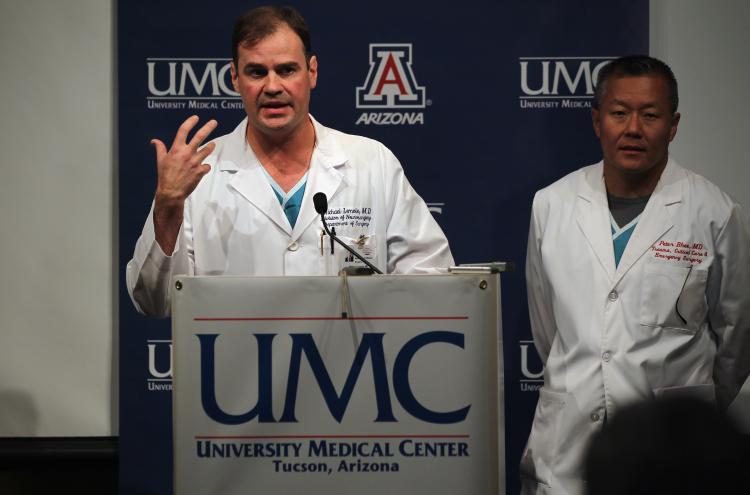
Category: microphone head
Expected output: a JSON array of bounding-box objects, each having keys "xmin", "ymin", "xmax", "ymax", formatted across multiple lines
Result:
[{"xmin": 313, "ymin": 192, "xmax": 328, "ymax": 214}]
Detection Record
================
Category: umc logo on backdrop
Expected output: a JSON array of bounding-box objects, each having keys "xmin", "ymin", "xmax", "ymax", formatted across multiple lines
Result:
[
  {"xmin": 519, "ymin": 340, "xmax": 544, "ymax": 392},
  {"xmin": 146, "ymin": 58, "xmax": 243, "ymax": 111},
  {"xmin": 426, "ymin": 202, "xmax": 445, "ymax": 215},
  {"xmin": 146, "ymin": 339, "xmax": 172, "ymax": 392},
  {"xmin": 355, "ymin": 44, "xmax": 427, "ymax": 126},
  {"xmin": 518, "ymin": 57, "xmax": 614, "ymax": 110}
]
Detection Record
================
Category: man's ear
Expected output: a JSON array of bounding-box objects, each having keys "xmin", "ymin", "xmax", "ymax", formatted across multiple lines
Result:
[
  {"xmin": 592, "ymin": 108, "xmax": 601, "ymax": 139},
  {"xmin": 308, "ymin": 55, "xmax": 318, "ymax": 89},
  {"xmin": 669, "ymin": 112, "xmax": 681, "ymax": 142},
  {"xmin": 230, "ymin": 62, "xmax": 239, "ymax": 93}
]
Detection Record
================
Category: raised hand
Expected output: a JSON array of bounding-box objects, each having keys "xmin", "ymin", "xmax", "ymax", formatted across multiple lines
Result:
[
  {"xmin": 150, "ymin": 115, "xmax": 218, "ymax": 254},
  {"xmin": 151, "ymin": 115, "xmax": 218, "ymax": 203}
]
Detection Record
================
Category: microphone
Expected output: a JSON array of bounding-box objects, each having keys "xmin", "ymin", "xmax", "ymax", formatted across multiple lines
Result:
[
  {"xmin": 312, "ymin": 192, "xmax": 382, "ymax": 274},
  {"xmin": 313, "ymin": 192, "xmax": 328, "ymax": 215}
]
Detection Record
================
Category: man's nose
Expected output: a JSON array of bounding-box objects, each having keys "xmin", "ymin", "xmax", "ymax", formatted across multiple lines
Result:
[
  {"xmin": 624, "ymin": 114, "xmax": 643, "ymax": 137},
  {"xmin": 264, "ymin": 72, "xmax": 283, "ymax": 94}
]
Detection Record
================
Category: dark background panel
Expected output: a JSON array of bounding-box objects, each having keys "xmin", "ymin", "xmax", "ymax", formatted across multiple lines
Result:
[{"xmin": 118, "ymin": 2, "xmax": 647, "ymax": 493}]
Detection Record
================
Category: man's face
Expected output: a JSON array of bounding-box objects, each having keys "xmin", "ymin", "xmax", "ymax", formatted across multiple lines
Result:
[
  {"xmin": 231, "ymin": 24, "xmax": 317, "ymax": 139},
  {"xmin": 592, "ymin": 74, "xmax": 680, "ymax": 180}
]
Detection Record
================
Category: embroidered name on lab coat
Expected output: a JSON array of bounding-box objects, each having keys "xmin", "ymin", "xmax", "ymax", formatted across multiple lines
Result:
[
  {"xmin": 323, "ymin": 207, "xmax": 373, "ymax": 229},
  {"xmin": 650, "ymin": 240, "xmax": 709, "ymax": 265}
]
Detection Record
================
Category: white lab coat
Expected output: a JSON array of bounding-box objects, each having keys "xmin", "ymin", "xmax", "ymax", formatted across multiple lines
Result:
[
  {"xmin": 522, "ymin": 158, "xmax": 750, "ymax": 495},
  {"xmin": 126, "ymin": 116, "xmax": 454, "ymax": 317}
]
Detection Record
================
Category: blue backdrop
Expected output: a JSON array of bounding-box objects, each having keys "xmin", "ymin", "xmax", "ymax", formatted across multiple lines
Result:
[{"xmin": 118, "ymin": 1, "xmax": 648, "ymax": 493}]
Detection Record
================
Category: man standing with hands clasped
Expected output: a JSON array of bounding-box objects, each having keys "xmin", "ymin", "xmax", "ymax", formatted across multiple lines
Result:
[
  {"xmin": 126, "ymin": 6, "xmax": 453, "ymax": 317},
  {"xmin": 522, "ymin": 55, "xmax": 750, "ymax": 494}
]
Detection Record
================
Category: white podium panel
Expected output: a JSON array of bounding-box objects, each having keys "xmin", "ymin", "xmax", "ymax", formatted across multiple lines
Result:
[{"xmin": 172, "ymin": 274, "xmax": 504, "ymax": 495}]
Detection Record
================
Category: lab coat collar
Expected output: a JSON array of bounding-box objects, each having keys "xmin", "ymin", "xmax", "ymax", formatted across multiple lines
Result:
[
  {"xmin": 575, "ymin": 157, "xmax": 683, "ymax": 286},
  {"xmin": 215, "ymin": 116, "xmax": 348, "ymax": 171},
  {"xmin": 576, "ymin": 162, "xmax": 617, "ymax": 282},
  {"xmin": 292, "ymin": 116, "xmax": 348, "ymax": 241},
  {"xmin": 613, "ymin": 158, "xmax": 682, "ymax": 283},
  {"xmin": 217, "ymin": 116, "xmax": 348, "ymax": 239}
]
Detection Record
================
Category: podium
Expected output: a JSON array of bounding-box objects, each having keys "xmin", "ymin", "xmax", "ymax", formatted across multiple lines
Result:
[{"xmin": 171, "ymin": 274, "xmax": 505, "ymax": 494}]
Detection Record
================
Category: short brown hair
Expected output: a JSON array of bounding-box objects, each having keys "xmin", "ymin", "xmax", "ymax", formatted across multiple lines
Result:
[{"xmin": 231, "ymin": 5, "xmax": 312, "ymax": 66}]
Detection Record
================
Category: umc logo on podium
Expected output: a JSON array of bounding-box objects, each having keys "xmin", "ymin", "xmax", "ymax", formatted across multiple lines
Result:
[
  {"xmin": 355, "ymin": 44, "xmax": 426, "ymax": 125},
  {"xmin": 198, "ymin": 331, "xmax": 470, "ymax": 425}
]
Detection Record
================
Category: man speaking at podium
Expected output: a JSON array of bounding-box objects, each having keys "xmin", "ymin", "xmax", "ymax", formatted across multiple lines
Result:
[{"xmin": 126, "ymin": 6, "xmax": 453, "ymax": 317}]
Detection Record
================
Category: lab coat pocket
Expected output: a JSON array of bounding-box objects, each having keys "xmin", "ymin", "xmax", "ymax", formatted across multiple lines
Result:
[
  {"xmin": 320, "ymin": 233, "xmax": 378, "ymax": 275},
  {"xmin": 520, "ymin": 388, "xmax": 567, "ymax": 487},
  {"xmin": 640, "ymin": 263, "xmax": 708, "ymax": 332},
  {"xmin": 653, "ymin": 383, "xmax": 716, "ymax": 405}
]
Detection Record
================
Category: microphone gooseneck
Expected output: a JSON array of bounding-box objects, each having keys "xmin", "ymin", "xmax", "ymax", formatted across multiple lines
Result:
[{"xmin": 313, "ymin": 192, "xmax": 383, "ymax": 275}]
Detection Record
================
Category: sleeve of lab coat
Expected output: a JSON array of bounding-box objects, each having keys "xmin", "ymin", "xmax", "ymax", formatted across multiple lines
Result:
[
  {"xmin": 525, "ymin": 190, "xmax": 558, "ymax": 365},
  {"xmin": 709, "ymin": 203, "xmax": 750, "ymax": 410},
  {"xmin": 125, "ymin": 202, "xmax": 194, "ymax": 318},
  {"xmin": 379, "ymin": 145, "xmax": 455, "ymax": 273}
]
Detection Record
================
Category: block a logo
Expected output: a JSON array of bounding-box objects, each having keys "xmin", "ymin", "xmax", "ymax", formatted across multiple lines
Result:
[
  {"xmin": 146, "ymin": 58, "xmax": 243, "ymax": 111},
  {"xmin": 355, "ymin": 44, "xmax": 427, "ymax": 126},
  {"xmin": 518, "ymin": 56, "xmax": 615, "ymax": 111}
]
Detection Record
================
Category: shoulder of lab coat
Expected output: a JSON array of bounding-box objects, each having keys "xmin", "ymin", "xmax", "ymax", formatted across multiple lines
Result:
[{"xmin": 311, "ymin": 118, "xmax": 454, "ymax": 273}]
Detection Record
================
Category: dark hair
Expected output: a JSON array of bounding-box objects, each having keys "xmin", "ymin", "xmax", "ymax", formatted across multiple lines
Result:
[
  {"xmin": 585, "ymin": 397, "xmax": 750, "ymax": 495},
  {"xmin": 594, "ymin": 55, "xmax": 679, "ymax": 113},
  {"xmin": 231, "ymin": 5, "xmax": 312, "ymax": 67}
]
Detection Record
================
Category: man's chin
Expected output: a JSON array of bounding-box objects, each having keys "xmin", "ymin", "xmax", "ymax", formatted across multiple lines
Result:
[
  {"xmin": 608, "ymin": 158, "xmax": 666, "ymax": 177},
  {"xmin": 246, "ymin": 112, "xmax": 310, "ymax": 139},
  {"xmin": 252, "ymin": 116, "xmax": 294, "ymax": 134}
]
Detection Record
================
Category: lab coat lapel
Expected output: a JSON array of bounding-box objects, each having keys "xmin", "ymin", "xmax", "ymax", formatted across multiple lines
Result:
[
  {"xmin": 291, "ymin": 119, "xmax": 347, "ymax": 242},
  {"xmin": 218, "ymin": 121, "xmax": 292, "ymax": 236},
  {"xmin": 228, "ymin": 166, "xmax": 292, "ymax": 236},
  {"xmin": 575, "ymin": 163, "xmax": 617, "ymax": 282},
  {"xmin": 613, "ymin": 160, "xmax": 681, "ymax": 283}
]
